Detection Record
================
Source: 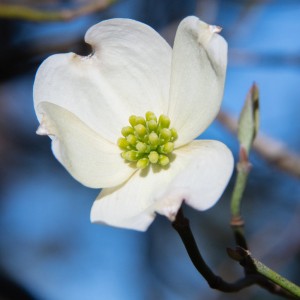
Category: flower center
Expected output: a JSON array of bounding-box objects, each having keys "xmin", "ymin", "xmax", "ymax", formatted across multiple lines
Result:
[{"xmin": 117, "ymin": 111, "xmax": 178, "ymax": 169}]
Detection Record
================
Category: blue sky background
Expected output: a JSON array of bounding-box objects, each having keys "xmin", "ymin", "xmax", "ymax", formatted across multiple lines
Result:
[{"xmin": 0, "ymin": 1, "xmax": 299, "ymax": 299}]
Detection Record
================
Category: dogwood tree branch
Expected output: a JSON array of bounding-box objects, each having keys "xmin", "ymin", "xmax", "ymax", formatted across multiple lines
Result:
[
  {"xmin": 0, "ymin": 0, "xmax": 117, "ymax": 22},
  {"xmin": 172, "ymin": 208, "xmax": 254, "ymax": 292},
  {"xmin": 172, "ymin": 208, "xmax": 298, "ymax": 299}
]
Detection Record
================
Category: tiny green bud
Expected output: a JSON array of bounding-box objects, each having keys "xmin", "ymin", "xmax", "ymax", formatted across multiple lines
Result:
[
  {"xmin": 159, "ymin": 128, "xmax": 171, "ymax": 142},
  {"xmin": 134, "ymin": 124, "xmax": 147, "ymax": 137},
  {"xmin": 136, "ymin": 142, "xmax": 148, "ymax": 153},
  {"xmin": 123, "ymin": 150, "xmax": 139, "ymax": 161},
  {"xmin": 149, "ymin": 132, "xmax": 159, "ymax": 146},
  {"xmin": 160, "ymin": 142, "xmax": 174, "ymax": 154},
  {"xmin": 170, "ymin": 128, "xmax": 178, "ymax": 141},
  {"xmin": 145, "ymin": 111, "xmax": 157, "ymax": 122},
  {"xmin": 147, "ymin": 120, "xmax": 157, "ymax": 132},
  {"xmin": 137, "ymin": 158, "xmax": 149, "ymax": 169},
  {"xmin": 159, "ymin": 154, "xmax": 170, "ymax": 166},
  {"xmin": 142, "ymin": 134, "xmax": 149, "ymax": 144},
  {"xmin": 121, "ymin": 126, "xmax": 134, "ymax": 137},
  {"xmin": 126, "ymin": 134, "xmax": 137, "ymax": 145},
  {"xmin": 159, "ymin": 115, "xmax": 170, "ymax": 128},
  {"xmin": 118, "ymin": 137, "xmax": 129, "ymax": 150},
  {"xmin": 148, "ymin": 151, "xmax": 159, "ymax": 164},
  {"xmin": 129, "ymin": 115, "xmax": 137, "ymax": 126},
  {"xmin": 135, "ymin": 116, "xmax": 146, "ymax": 126}
]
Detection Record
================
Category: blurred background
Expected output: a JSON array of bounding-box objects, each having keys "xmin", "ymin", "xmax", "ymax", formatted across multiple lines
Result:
[{"xmin": 0, "ymin": 0, "xmax": 300, "ymax": 299}]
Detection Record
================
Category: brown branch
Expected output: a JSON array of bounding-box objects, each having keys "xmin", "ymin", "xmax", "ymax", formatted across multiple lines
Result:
[
  {"xmin": 0, "ymin": 0, "xmax": 117, "ymax": 22},
  {"xmin": 172, "ymin": 208, "xmax": 255, "ymax": 292},
  {"xmin": 230, "ymin": 217, "xmax": 248, "ymax": 251},
  {"xmin": 228, "ymin": 247, "xmax": 300, "ymax": 298},
  {"xmin": 217, "ymin": 110, "xmax": 300, "ymax": 179},
  {"xmin": 172, "ymin": 208, "xmax": 297, "ymax": 298}
]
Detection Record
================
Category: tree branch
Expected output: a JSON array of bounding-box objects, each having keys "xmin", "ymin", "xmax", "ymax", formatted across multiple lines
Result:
[
  {"xmin": 172, "ymin": 208, "xmax": 299, "ymax": 299},
  {"xmin": 228, "ymin": 247, "xmax": 300, "ymax": 298},
  {"xmin": 172, "ymin": 208, "xmax": 254, "ymax": 292},
  {"xmin": 0, "ymin": 0, "xmax": 117, "ymax": 22}
]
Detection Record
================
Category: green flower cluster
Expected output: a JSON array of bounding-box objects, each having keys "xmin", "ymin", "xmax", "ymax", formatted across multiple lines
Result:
[{"xmin": 118, "ymin": 111, "xmax": 178, "ymax": 169}]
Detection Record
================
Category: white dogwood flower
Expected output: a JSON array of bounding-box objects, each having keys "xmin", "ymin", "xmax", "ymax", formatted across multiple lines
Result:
[{"xmin": 33, "ymin": 16, "xmax": 233, "ymax": 231}]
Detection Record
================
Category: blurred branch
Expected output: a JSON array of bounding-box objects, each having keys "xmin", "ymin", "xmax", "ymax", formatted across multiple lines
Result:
[
  {"xmin": 229, "ymin": 50, "xmax": 300, "ymax": 67},
  {"xmin": 217, "ymin": 111, "xmax": 300, "ymax": 179},
  {"xmin": 0, "ymin": 0, "xmax": 117, "ymax": 22},
  {"xmin": 0, "ymin": 36, "xmax": 90, "ymax": 82},
  {"xmin": 249, "ymin": 208, "xmax": 300, "ymax": 270}
]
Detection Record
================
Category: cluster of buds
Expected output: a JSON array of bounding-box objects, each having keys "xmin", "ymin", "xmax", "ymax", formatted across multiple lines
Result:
[{"xmin": 118, "ymin": 111, "xmax": 178, "ymax": 169}]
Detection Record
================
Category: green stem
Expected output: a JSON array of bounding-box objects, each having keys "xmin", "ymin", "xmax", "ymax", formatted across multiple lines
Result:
[
  {"xmin": 230, "ymin": 163, "xmax": 249, "ymax": 218},
  {"xmin": 253, "ymin": 257, "xmax": 300, "ymax": 298},
  {"xmin": 230, "ymin": 247, "xmax": 300, "ymax": 298}
]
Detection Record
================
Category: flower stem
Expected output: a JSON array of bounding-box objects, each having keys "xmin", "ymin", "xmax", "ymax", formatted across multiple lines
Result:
[
  {"xmin": 254, "ymin": 259, "xmax": 300, "ymax": 298},
  {"xmin": 230, "ymin": 146, "xmax": 250, "ymax": 250},
  {"xmin": 230, "ymin": 146, "xmax": 250, "ymax": 219}
]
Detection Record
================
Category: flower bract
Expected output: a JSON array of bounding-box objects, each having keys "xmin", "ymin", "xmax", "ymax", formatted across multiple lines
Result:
[{"xmin": 33, "ymin": 16, "xmax": 234, "ymax": 231}]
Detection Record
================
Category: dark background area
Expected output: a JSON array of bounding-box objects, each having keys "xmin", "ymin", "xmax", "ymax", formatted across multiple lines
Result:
[{"xmin": 0, "ymin": 0, "xmax": 300, "ymax": 299}]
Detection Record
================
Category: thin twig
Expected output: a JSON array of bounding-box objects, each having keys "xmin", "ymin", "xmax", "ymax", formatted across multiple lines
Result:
[
  {"xmin": 217, "ymin": 111, "xmax": 300, "ymax": 179},
  {"xmin": 172, "ymin": 208, "xmax": 254, "ymax": 292},
  {"xmin": 0, "ymin": 0, "xmax": 117, "ymax": 22},
  {"xmin": 172, "ymin": 208, "xmax": 297, "ymax": 298},
  {"xmin": 228, "ymin": 247, "xmax": 300, "ymax": 298},
  {"xmin": 230, "ymin": 219, "xmax": 248, "ymax": 251}
]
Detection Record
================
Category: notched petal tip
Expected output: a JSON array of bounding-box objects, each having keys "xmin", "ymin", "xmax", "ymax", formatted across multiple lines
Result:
[
  {"xmin": 36, "ymin": 115, "xmax": 54, "ymax": 136},
  {"xmin": 209, "ymin": 25, "xmax": 222, "ymax": 33},
  {"xmin": 36, "ymin": 124, "xmax": 49, "ymax": 136},
  {"xmin": 161, "ymin": 205, "xmax": 181, "ymax": 222},
  {"xmin": 77, "ymin": 52, "xmax": 95, "ymax": 62},
  {"xmin": 168, "ymin": 16, "xmax": 228, "ymax": 146},
  {"xmin": 178, "ymin": 16, "xmax": 224, "ymax": 46}
]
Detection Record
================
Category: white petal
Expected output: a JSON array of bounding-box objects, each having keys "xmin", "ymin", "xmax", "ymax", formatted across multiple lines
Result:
[
  {"xmin": 90, "ymin": 165, "xmax": 178, "ymax": 231},
  {"xmin": 37, "ymin": 102, "xmax": 136, "ymax": 188},
  {"xmin": 155, "ymin": 140, "xmax": 233, "ymax": 219},
  {"xmin": 91, "ymin": 140, "xmax": 233, "ymax": 231},
  {"xmin": 168, "ymin": 16, "xmax": 228, "ymax": 147},
  {"xmin": 34, "ymin": 18, "xmax": 172, "ymax": 143}
]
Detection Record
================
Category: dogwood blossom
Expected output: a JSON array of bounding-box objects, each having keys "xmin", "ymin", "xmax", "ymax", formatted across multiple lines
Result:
[{"xmin": 33, "ymin": 16, "xmax": 233, "ymax": 231}]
